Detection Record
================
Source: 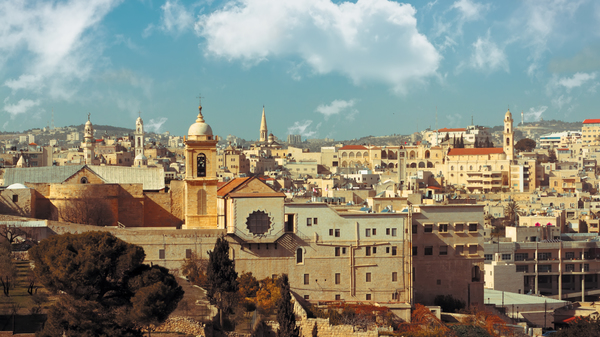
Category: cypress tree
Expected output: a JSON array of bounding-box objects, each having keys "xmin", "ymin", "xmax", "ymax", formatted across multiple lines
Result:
[
  {"xmin": 276, "ymin": 274, "xmax": 300, "ymax": 337},
  {"xmin": 207, "ymin": 236, "xmax": 238, "ymax": 329}
]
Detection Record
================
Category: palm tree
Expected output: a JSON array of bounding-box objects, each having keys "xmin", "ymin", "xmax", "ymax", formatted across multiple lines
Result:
[{"xmin": 504, "ymin": 201, "xmax": 520, "ymax": 226}]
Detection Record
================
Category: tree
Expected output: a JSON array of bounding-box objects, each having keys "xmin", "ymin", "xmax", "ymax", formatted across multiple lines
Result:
[
  {"xmin": 181, "ymin": 252, "xmax": 209, "ymax": 288},
  {"xmin": 515, "ymin": 138, "xmax": 536, "ymax": 152},
  {"xmin": 29, "ymin": 231, "xmax": 184, "ymax": 337},
  {"xmin": 56, "ymin": 192, "xmax": 115, "ymax": 227},
  {"xmin": 206, "ymin": 236, "xmax": 238, "ymax": 329},
  {"xmin": 504, "ymin": 201, "xmax": 520, "ymax": 226},
  {"xmin": 548, "ymin": 149, "xmax": 558, "ymax": 163},
  {"xmin": 256, "ymin": 276, "xmax": 281, "ymax": 314},
  {"xmin": 0, "ymin": 244, "xmax": 16, "ymax": 296},
  {"xmin": 239, "ymin": 272, "xmax": 259, "ymax": 299},
  {"xmin": 554, "ymin": 317, "xmax": 600, "ymax": 337},
  {"xmin": 276, "ymin": 274, "xmax": 299, "ymax": 337},
  {"xmin": 0, "ymin": 225, "xmax": 27, "ymax": 244}
]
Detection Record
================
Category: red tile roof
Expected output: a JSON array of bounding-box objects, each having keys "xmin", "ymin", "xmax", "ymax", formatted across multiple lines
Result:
[
  {"xmin": 583, "ymin": 119, "xmax": 600, "ymax": 124},
  {"xmin": 28, "ymin": 143, "xmax": 37, "ymax": 146},
  {"xmin": 217, "ymin": 177, "xmax": 252, "ymax": 196},
  {"xmin": 438, "ymin": 128, "xmax": 466, "ymax": 132},
  {"xmin": 448, "ymin": 148, "xmax": 505, "ymax": 156},
  {"xmin": 339, "ymin": 145, "xmax": 368, "ymax": 150}
]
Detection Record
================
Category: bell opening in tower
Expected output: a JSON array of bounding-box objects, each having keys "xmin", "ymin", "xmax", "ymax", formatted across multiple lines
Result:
[{"xmin": 197, "ymin": 153, "xmax": 206, "ymax": 177}]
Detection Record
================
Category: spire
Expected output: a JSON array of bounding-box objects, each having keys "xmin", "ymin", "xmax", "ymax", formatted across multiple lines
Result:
[
  {"xmin": 196, "ymin": 105, "xmax": 205, "ymax": 123},
  {"xmin": 260, "ymin": 105, "xmax": 268, "ymax": 142}
]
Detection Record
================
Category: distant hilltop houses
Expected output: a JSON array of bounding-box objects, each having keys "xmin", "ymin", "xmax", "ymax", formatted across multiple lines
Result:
[{"xmin": 2, "ymin": 105, "xmax": 600, "ymax": 332}]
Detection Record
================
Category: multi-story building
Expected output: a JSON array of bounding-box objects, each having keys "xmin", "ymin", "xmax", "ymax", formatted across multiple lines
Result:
[{"xmin": 582, "ymin": 119, "xmax": 600, "ymax": 144}]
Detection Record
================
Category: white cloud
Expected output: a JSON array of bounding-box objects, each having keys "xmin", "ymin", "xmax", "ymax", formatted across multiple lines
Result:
[
  {"xmin": 0, "ymin": 0, "xmax": 121, "ymax": 99},
  {"xmin": 315, "ymin": 99, "xmax": 357, "ymax": 121},
  {"xmin": 3, "ymin": 99, "xmax": 40, "ymax": 118},
  {"xmin": 556, "ymin": 72, "xmax": 597, "ymax": 91},
  {"xmin": 467, "ymin": 33, "xmax": 509, "ymax": 73},
  {"xmin": 523, "ymin": 106, "xmax": 547, "ymax": 122},
  {"xmin": 551, "ymin": 95, "xmax": 572, "ymax": 110},
  {"xmin": 196, "ymin": 0, "xmax": 440, "ymax": 94},
  {"xmin": 432, "ymin": 0, "xmax": 489, "ymax": 51},
  {"xmin": 159, "ymin": 0, "xmax": 195, "ymax": 35},
  {"xmin": 451, "ymin": 0, "xmax": 488, "ymax": 21},
  {"xmin": 146, "ymin": 117, "xmax": 168, "ymax": 133},
  {"xmin": 287, "ymin": 120, "xmax": 319, "ymax": 138}
]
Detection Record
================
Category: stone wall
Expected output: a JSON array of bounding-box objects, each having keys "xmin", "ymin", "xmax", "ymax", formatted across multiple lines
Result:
[
  {"xmin": 153, "ymin": 316, "xmax": 208, "ymax": 336},
  {"xmin": 144, "ymin": 191, "xmax": 182, "ymax": 227}
]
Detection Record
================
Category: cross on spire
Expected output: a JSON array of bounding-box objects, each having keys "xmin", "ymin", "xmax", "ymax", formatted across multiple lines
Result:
[
  {"xmin": 196, "ymin": 93, "xmax": 204, "ymax": 106},
  {"xmin": 87, "ymin": 112, "xmax": 91, "ymax": 121}
]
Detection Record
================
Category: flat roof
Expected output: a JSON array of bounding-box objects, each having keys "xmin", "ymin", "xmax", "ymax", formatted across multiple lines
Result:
[{"xmin": 484, "ymin": 289, "xmax": 567, "ymax": 306}]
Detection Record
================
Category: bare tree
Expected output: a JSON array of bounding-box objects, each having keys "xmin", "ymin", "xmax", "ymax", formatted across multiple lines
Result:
[
  {"xmin": 57, "ymin": 192, "xmax": 115, "ymax": 227},
  {"xmin": 0, "ymin": 245, "xmax": 17, "ymax": 296},
  {"xmin": 0, "ymin": 225, "xmax": 27, "ymax": 245}
]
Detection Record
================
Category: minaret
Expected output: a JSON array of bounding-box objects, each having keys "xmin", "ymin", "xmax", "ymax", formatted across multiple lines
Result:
[
  {"xmin": 521, "ymin": 110, "xmax": 524, "ymax": 126},
  {"xmin": 260, "ymin": 106, "xmax": 268, "ymax": 143},
  {"xmin": 82, "ymin": 113, "xmax": 95, "ymax": 165},
  {"xmin": 503, "ymin": 109, "xmax": 514, "ymax": 161},
  {"xmin": 135, "ymin": 113, "xmax": 144, "ymax": 157}
]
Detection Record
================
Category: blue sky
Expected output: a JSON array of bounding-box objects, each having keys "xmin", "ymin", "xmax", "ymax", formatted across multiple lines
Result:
[{"xmin": 1, "ymin": 0, "xmax": 600, "ymax": 141}]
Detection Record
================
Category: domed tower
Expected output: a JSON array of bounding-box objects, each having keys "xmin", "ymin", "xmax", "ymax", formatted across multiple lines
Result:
[
  {"xmin": 503, "ymin": 109, "xmax": 514, "ymax": 161},
  {"xmin": 259, "ymin": 106, "xmax": 268, "ymax": 143},
  {"xmin": 183, "ymin": 104, "xmax": 219, "ymax": 229},
  {"xmin": 135, "ymin": 114, "xmax": 144, "ymax": 157},
  {"xmin": 82, "ymin": 114, "xmax": 95, "ymax": 165}
]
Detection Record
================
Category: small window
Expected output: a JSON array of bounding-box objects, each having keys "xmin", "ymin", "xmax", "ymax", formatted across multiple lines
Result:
[
  {"xmin": 455, "ymin": 223, "xmax": 464, "ymax": 232},
  {"xmin": 365, "ymin": 229, "xmax": 371, "ymax": 237},
  {"xmin": 335, "ymin": 229, "xmax": 340, "ymax": 237},
  {"xmin": 335, "ymin": 247, "xmax": 340, "ymax": 256},
  {"xmin": 455, "ymin": 245, "xmax": 464, "ymax": 255},
  {"xmin": 469, "ymin": 245, "xmax": 478, "ymax": 255},
  {"xmin": 342, "ymin": 247, "xmax": 346, "ymax": 254},
  {"xmin": 80, "ymin": 177, "xmax": 88, "ymax": 184},
  {"xmin": 424, "ymin": 246, "xmax": 433, "ymax": 255},
  {"xmin": 412, "ymin": 224, "xmax": 418, "ymax": 234},
  {"xmin": 392, "ymin": 247, "xmax": 397, "ymax": 256},
  {"xmin": 392, "ymin": 272, "xmax": 398, "ymax": 282},
  {"xmin": 12, "ymin": 195, "xmax": 18, "ymax": 203},
  {"xmin": 329, "ymin": 229, "xmax": 333, "ymax": 236},
  {"xmin": 297, "ymin": 248, "xmax": 303, "ymax": 264},
  {"xmin": 159, "ymin": 249, "xmax": 165, "ymax": 259},
  {"xmin": 366, "ymin": 247, "xmax": 371, "ymax": 256},
  {"xmin": 373, "ymin": 247, "xmax": 377, "ymax": 254},
  {"xmin": 307, "ymin": 218, "xmax": 312, "ymax": 226},
  {"xmin": 304, "ymin": 274, "xmax": 309, "ymax": 285},
  {"xmin": 412, "ymin": 246, "xmax": 417, "ymax": 256},
  {"xmin": 424, "ymin": 224, "xmax": 433, "ymax": 233},
  {"xmin": 502, "ymin": 254, "xmax": 512, "ymax": 260},
  {"xmin": 366, "ymin": 294, "xmax": 372, "ymax": 300},
  {"xmin": 438, "ymin": 224, "xmax": 448, "ymax": 233},
  {"xmin": 366, "ymin": 272, "xmax": 371, "ymax": 282},
  {"xmin": 335, "ymin": 273, "xmax": 341, "ymax": 284},
  {"xmin": 335, "ymin": 294, "xmax": 341, "ymax": 300},
  {"xmin": 186, "ymin": 249, "xmax": 192, "ymax": 259},
  {"xmin": 386, "ymin": 228, "xmax": 390, "ymax": 235},
  {"xmin": 313, "ymin": 218, "xmax": 318, "ymax": 225},
  {"xmin": 386, "ymin": 247, "xmax": 390, "ymax": 254},
  {"xmin": 391, "ymin": 228, "xmax": 397, "ymax": 236},
  {"xmin": 469, "ymin": 223, "xmax": 478, "ymax": 232},
  {"xmin": 484, "ymin": 254, "xmax": 493, "ymax": 261},
  {"xmin": 439, "ymin": 246, "xmax": 448, "ymax": 256},
  {"xmin": 372, "ymin": 228, "xmax": 376, "ymax": 235},
  {"xmin": 304, "ymin": 295, "xmax": 310, "ymax": 300}
]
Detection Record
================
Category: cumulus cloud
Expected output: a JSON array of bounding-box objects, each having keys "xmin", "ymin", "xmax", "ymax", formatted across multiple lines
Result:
[
  {"xmin": 523, "ymin": 106, "xmax": 547, "ymax": 122},
  {"xmin": 556, "ymin": 72, "xmax": 597, "ymax": 90},
  {"xmin": 315, "ymin": 99, "xmax": 357, "ymax": 121},
  {"xmin": 465, "ymin": 33, "xmax": 509, "ymax": 73},
  {"xmin": 551, "ymin": 95, "xmax": 572, "ymax": 110},
  {"xmin": 287, "ymin": 120, "xmax": 320, "ymax": 138},
  {"xmin": 0, "ymin": 0, "xmax": 121, "ymax": 99},
  {"xmin": 196, "ymin": 0, "xmax": 440, "ymax": 94},
  {"xmin": 432, "ymin": 0, "xmax": 489, "ymax": 51},
  {"xmin": 451, "ymin": 0, "xmax": 488, "ymax": 21},
  {"xmin": 159, "ymin": 0, "xmax": 195, "ymax": 35},
  {"xmin": 3, "ymin": 99, "xmax": 41, "ymax": 118},
  {"xmin": 146, "ymin": 117, "xmax": 168, "ymax": 133}
]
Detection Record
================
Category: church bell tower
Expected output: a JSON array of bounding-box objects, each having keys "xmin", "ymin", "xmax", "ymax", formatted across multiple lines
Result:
[{"xmin": 503, "ymin": 109, "xmax": 514, "ymax": 161}]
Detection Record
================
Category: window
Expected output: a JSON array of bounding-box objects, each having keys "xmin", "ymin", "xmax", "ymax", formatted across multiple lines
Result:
[
  {"xmin": 304, "ymin": 295, "xmax": 310, "ymax": 300},
  {"xmin": 438, "ymin": 224, "xmax": 448, "ymax": 233},
  {"xmin": 313, "ymin": 218, "xmax": 318, "ymax": 225},
  {"xmin": 413, "ymin": 247, "xmax": 418, "ymax": 256},
  {"xmin": 335, "ymin": 229, "xmax": 340, "ymax": 237},
  {"xmin": 565, "ymin": 252, "xmax": 575, "ymax": 260},
  {"xmin": 469, "ymin": 245, "xmax": 478, "ymax": 255},
  {"xmin": 455, "ymin": 245, "xmax": 464, "ymax": 255},
  {"xmin": 365, "ymin": 229, "xmax": 371, "ymax": 237},
  {"xmin": 392, "ymin": 228, "xmax": 397, "ymax": 236},
  {"xmin": 469, "ymin": 223, "xmax": 478, "ymax": 232},
  {"xmin": 335, "ymin": 247, "xmax": 340, "ymax": 256},
  {"xmin": 484, "ymin": 254, "xmax": 493, "ymax": 261},
  {"xmin": 297, "ymin": 248, "xmax": 303, "ymax": 264},
  {"xmin": 538, "ymin": 265, "xmax": 552, "ymax": 272},
  {"xmin": 515, "ymin": 253, "xmax": 528, "ymax": 261},
  {"xmin": 424, "ymin": 246, "xmax": 433, "ymax": 255},
  {"xmin": 329, "ymin": 229, "xmax": 333, "ymax": 236},
  {"xmin": 186, "ymin": 249, "xmax": 192, "ymax": 259},
  {"xmin": 366, "ymin": 247, "xmax": 371, "ymax": 256},
  {"xmin": 335, "ymin": 273, "xmax": 341, "ymax": 284},
  {"xmin": 386, "ymin": 228, "xmax": 390, "ymax": 235},
  {"xmin": 584, "ymin": 264, "xmax": 590, "ymax": 272},
  {"xmin": 502, "ymin": 254, "xmax": 512, "ymax": 260},
  {"xmin": 80, "ymin": 177, "xmax": 88, "ymax": 184},
  {"xmin": 516, "ymin": 265, "xmax": 529, "ymax": 273},
  {"xmin": 366, "ymin": 294, "xmax": 371, "ymax": 300},
  {"xmin": 424, "ymin": 224, "xmax": 433, "ymax": 233},
  {"xmin": 455, "ymin": 223, "xmax": 464, "ymax": 232},
  {"xmin": 246, "ymin": 210, "xmax": 271, "ymax": 235},
  {"xmin": 307, "ymin": 218, "xmax": 312, "ymax": 226},
  {"xmin": 392, "ymin": 247, "xmax": 397, "ymax": 256},
  {"xmin": 342, "ymin": 247, "xmax": 346, "ymax": 254},
  {"xmin": 197, "ymin": 153, "xmax": 206, "ymax": 177},
  {"xmin": 386, "ymin": 247, "xmax": 390, "ymax": 254},
  {"xmin": 366, "ymin": 273, "xmax": 371, "ymax": 282},
  {"xmin": 159, "ymin": 249, "xmax": 165, "ymax": 259},
  {"xmin": 304, "ymin": 274, "xmax": 309, "ymax": 285},
  {"xmin": 565, "ymin": 264, "xmax": 575, "ymax": 272},
  {"xmin": 439, "ymin": 246, "xmax": 448, "ymax": 256},
  {"xmin": 538, "ymin": 252, "xmax": 551, "ymax": 260},
  {"xmin": 372, "ymin": 228, "xmax": 376, "ymax": 235},
  {"xmin": 12, "ymin": 195, "xmax": 18, "ymax": 203},
  {"xmin": 392, "ymin": 272, "xmax": 398, "ymax": 282}
]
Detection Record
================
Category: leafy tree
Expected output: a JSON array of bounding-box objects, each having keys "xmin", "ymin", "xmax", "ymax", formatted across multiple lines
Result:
[
  {"xmin": 504, "ymin": 201, "xmax": 520, "ymax": 226},
  {"xmin": 206, "ymin": 235, "xmax": 238, "ymax": 329},
  {"xmin": 0, "ymin": 244, "xmax": 16, "ymax": 296},
  {"xmin": 515, "ymin": 138, "xmax": 536, "ymax": 152},
  {"xmin": 256, "ymin": 276, "xmax": 281, "ymax": 314},
  {"xmin": 181, "ymin": 252, "xmax": 208, "ymax": 288},
  {"xmin": 444, "ymin": 133, "xmax": 450, "ymax": 141},
  {"xmin": 434, "ymin": 294, "xmax": 465, "ymax": 313},
  {"xmin": 239, "ymin": 271, "xmax": 259, "ymax": 298},
  {"xmin": 554, "ymin": 317, "xmax": 600, "ymax": 337},
  {"xmin": 29, "ymin": 231, "xmax": 184, "ymax": 337},
  {"xmin": 276, "ymin": 274, "xmax": 299, "ymax": 337},
  {"xmin": 548, "ymin": 149, "xmax": 558, "ymax": 163}
]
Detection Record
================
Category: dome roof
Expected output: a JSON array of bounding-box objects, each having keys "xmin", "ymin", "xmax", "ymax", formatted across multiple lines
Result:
[
  {"xmin": 505, "ymin": 109, "xmax": 512, "ymax": 118},
  {"xmin": 135, "ymin": 153, "xmax": 148, "ymax": 161},
  {"xmin": 188, "ymin": 105, "xmax": 213, "ymax": 136},
  {"xmin": 7, "ymin": 183, "xmax": 28, "ymax": 189}
]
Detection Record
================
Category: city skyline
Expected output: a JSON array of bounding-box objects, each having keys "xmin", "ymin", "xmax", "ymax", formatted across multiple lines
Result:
[{"xmin": 2, "ymin": 0, "xmax": 599, "ymax": 140}]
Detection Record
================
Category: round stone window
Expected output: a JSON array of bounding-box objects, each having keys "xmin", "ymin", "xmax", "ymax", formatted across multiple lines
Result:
[{"xmin": 246, "ymin": 211, "xmax": 271, "ymax": 235}]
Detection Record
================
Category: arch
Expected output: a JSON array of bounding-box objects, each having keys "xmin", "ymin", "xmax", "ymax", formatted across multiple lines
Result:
[
  {"xmin": 197, "ymin": 153, "xmax": 206, "ymax": 177},
  {"xmin": 356, "ymin": 152, "xmax": 362, "ymax": 158},
  {"xmin": 506, "ymin": 137, "xmax": 510, "ymax": 146},
  {"xmin": 427, "ymin": 162, "xmax": 433, "ymax": 168},
  {"xmin": 363, "ymin": 151, "xmax": 368, "ymax": 158},
  {"xmin": 410, "ymin": 151, "xmax": 416, "ymax": 159},
  {"xmin": 342, "ymin": 152, "xmax": 348, "ymax": 158},
  {"xmin": 296, "ymin": 248, "xmax": 304, "ymax": 264},
  {"xmin": 469, "ymin": 165, "xmax": 473, "ymax": 170},
  {"xmin": 381, "ymin": 163, "xmax": 387, "ymax": 169},
  {"xmin": 410, "ymin": 163, "xmax": 417, "ymax": 168},
  {"xmin": 500, "ymin": 165, "xmax": 504, "ymax": 170},
  {"xmin": 460, "ymin": 166, "xmax": 463, "ymax": 171},
  {"xmin": 381, "ymin": 151, "xmax": 387, "ymax": 159},
  {"xmin": 349, "ymin": 152, "xmax": 355, "ymax": 158},
  {"xmin": 451, "ymin": 166, "xmax": 454, "ymax": 171},
  {"xmin": 425, "ymin": 150, "xmax": 430, "ymax": 159},
  {"xmin": 342, "ymin": 161, "xmax": 348, "ymax": 167},
  {"xmin": 418, "ymin": 162, "xmax": 425, "ymax": 168},
  {"xmin": 399, "ymin": 152, "xmax": 405, "ymax": 157},
  {"xmin": 80, "ymin": 177, "xmax": 88, "ymax": 184}
]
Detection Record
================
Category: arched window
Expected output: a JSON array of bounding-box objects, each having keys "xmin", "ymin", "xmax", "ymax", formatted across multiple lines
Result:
[
  {"xmin": 349, "ymin": 152, "xmax": 355, "ymax": 158},
  {"xmin": 500, "ymin": 165, "xmax": 504, "ymax": 170},
  {"xmin": 363, "ymin": 152, "xmax": 368, "ymax": 158},
  {"xmin": 197, "ymin": 153, "xmax": 206, "ymax": 177},
  {"xmin": 418, "ymin": 162, "xmax": 425, "ymax": 168},
  {"xmin": 80, "ymin": 177, "xmax": 88, "ymax": 184},
  {"xmin": 469, "ymin": 166, "xmax": 473, "ymax": 170},
  {"xmin": 425, "ymin": 150, "xmax": 430, "ymax": 159},
  {"xmin": 451, "ymin": 166, "xmax": 454, "ymax": 171},
  {"xmin": 296, "ymin": 248, "xmax": 303, "ymax": 264},
  {"xmin": 472, "ymin": 265, "xmax": 481, "ymax": 282},
  {"xmin": 506, "ymin": 138, "xmax": 510, "ymax": 146},
  {"xmin": 460, "ymin": 166, "xmax": 463, "ymax": 170}
]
